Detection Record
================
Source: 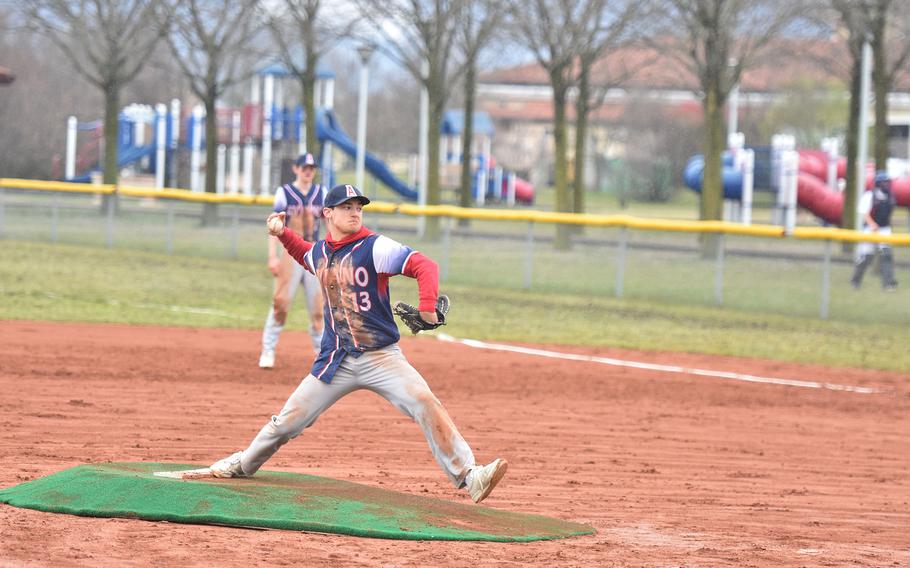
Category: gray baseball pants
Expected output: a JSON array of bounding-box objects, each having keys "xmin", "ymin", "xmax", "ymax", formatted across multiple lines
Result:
[{"xmin": 237, "ymin": 344, "xmax": 476, "ymax": 488}]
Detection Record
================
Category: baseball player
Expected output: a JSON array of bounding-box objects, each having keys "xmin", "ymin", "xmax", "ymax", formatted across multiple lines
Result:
[
  {"xmin": 259, "ymin": 153, "xmax": 326, "ymax": 369},
  {"xmin": 851, "ymin": 170, "xmax": 898, "ymax": 291},
  {"xmin": 210, "ymin": 184, "xmax": 508, "ymax": 503}
]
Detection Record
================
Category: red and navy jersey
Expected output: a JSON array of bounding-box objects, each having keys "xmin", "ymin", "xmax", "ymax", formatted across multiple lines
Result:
[
  {"xmin": 278, "ymin": 226, "xmax": 439, "ymax": 383},
  {"xmin": 273, "ymin": 183, "xmax": 325, "ymax": 240},
  {"xmin": 859, "ymin": 187, "xmax": 896, "ymax": 229},
  {"xmin": 871, "ymin": 188, "xmax": 895, "ymax": 228}
]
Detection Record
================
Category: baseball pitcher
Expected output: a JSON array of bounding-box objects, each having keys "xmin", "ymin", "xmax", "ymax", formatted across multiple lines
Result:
[{"xmin": 210, "ymin": 184, "xmax": 508, "ymax": 503}]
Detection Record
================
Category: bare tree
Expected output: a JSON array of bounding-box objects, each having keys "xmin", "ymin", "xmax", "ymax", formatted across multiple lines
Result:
[
  {"xmin": 869, "ymin": 1, "xmax": 910, "ymax": 169},
  {"xmin": 165, "ymin": 0, "xmax": 263, "ymax": 225},
  {"xmin": 830, "ymin": 0, "xmax": 872, "ymax": 232},
  {"xmin": 22, "ymin": 0, "xmax": 168, "ymax": 186},
  {"xmin": 509, "ymin": 0, "xmax": 604, "ymax": 248},
  {"xmin": 826, "ymin": 0, "xmax": 910, "ymax": 229},
  {"xmin": 354, "ymin": 0, "xmax": 465, "ymax": 240},
  {"xmin": 571, "ymin": 0, "xmax": 646, "ymax": 216},
  {"xmin": 267, "ymin": 0, "xmax": 357, "ymax": 159},
  {"xmin": 456, "ymin": 0, "xmax": 503, "ymax": 218},
  {"xmin": 0, "ymin": 12, "xmax": 99, "ymax": 178},
  {"xmin": 659, "ymin": 0, "xmax": 805, "ymax": 233}
]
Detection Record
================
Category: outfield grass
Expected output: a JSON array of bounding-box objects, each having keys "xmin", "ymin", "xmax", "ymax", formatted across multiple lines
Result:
[{"xmin": 1, "ymin": 239, "xmax": 908, "ymax": 373}]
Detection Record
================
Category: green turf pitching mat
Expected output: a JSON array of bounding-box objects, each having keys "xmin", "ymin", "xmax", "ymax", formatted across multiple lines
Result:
[{"xmin": 0, "ymin": 463, "xmax": 594, "ymax": 541}]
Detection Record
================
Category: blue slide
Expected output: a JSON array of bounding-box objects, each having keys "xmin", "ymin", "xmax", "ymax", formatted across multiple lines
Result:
[
  {"xmin": 316, "ymin": 110, "xmax": 418, "ymax": 201},
  {"xmin": 69, "ymin": 144, "xmax": 155, "ymax": 183},
  {"xmin": 683, "ymin": 154, "xmax": 744, "ymax": 200}
]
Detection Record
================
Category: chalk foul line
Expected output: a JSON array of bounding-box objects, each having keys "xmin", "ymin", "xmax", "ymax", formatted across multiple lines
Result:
[
  {"xmin": 435, "ymin": 334, "xmax": 884, "ymax": 395},
  {"xmin": 106, "ymin": 299, "xmax": 255, "ymax": 321}
]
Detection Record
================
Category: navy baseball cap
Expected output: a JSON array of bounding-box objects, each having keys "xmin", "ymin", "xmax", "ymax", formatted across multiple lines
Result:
[
  {"xmin": 324, "ymin": 184, "xmax": 370, "ymax": 207},
  {"xmin": 295, "ymin": 153, "xmax": 318, "ymax": 168}
]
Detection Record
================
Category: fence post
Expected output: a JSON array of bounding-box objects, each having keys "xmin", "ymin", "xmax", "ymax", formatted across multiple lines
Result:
[
  {"xmin": 615, "ymin": 227, "xmax": 628, "ymax": 298},
  {"xmin": 715, "ymin": 233, "xmax": 725, "ymax": 306},
  {"xmin": 166, "ymin": 200, "xmax": 174, "ymax": 255},
  {"xmin": 230, "ymin": 206, "xmax": 239, "ymax": 259},
  {"xmin": 524, "ymin": 221, "xmax": 534, "ymax": 289},
  {"xmin": 782, "ymin": 150, "xmax": 798, "ymax": 235},
  {"xmin": 441, "ymin": 215, "xmax": 451, "ymax": 282},
  {"xmin": 51, "ymin": 197, "xmax": 59, "ymax": 243},
  {"xmin": 820, "ymin": 240, "xmax": 832, "ymax": 319},
  {"xmin": 105, "ymin": 189, "xmax": 114, "ymax": 248}
]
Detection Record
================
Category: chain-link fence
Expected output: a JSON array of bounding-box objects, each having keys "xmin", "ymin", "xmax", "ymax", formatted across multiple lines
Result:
[{"xmin": 1, "ymin": 185, "xmax": 908, "ymax": 326}]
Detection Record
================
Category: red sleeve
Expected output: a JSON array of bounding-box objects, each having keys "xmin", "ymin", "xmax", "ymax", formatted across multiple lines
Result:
[
  {"xmin": 278, "ymin": 229, "xmax": 314, "ymax": 267},
  {"xmin": 402, "ymin": 252, "xmax": 439, "ymax": 312}
]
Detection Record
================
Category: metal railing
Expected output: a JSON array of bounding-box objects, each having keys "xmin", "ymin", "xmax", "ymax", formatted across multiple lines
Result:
[{"xmin": 2, "ymin": 178, "xmax": 908, "ymax": 322}]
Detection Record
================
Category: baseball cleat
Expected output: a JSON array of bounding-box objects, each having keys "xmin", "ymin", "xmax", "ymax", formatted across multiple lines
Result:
[
  {"xmin": 258, "ymin": 350, "xmax": 275, "ymax": 369},
  {"xmin": 209, "ymin": 451, "xmax": 248, "ymax": 478},
  {"xmin": 466, "ymin": 458, "xmax": 508, "ymax": 503}
]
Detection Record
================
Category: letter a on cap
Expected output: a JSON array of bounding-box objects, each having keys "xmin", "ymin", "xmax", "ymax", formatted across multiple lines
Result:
[{"xmin": 345, "ymin": 185, "xmax": 357, "ymax": 197}]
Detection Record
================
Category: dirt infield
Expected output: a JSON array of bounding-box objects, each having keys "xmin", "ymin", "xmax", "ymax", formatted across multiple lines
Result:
[{"xmin": 1, "ymin": 321, "xmax": 908, "ymax": 567}]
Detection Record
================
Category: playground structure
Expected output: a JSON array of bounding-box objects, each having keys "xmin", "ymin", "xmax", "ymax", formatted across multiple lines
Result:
[
  {"xmin": 440, "ymin": 110, "xmax": 534, "ymax": 205},
  {"xmin": 684, "ymin": 133, "xmax": 910, "ymax": 230},
  {"xmin": 63, "ymin": 64, "xmax": 534, "ymax": 205}
]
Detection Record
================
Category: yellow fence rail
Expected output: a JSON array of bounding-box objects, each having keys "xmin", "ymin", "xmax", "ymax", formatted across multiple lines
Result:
[{"xmin": 2, "ymin": 177, "xmax": 909, "ymax": 246}]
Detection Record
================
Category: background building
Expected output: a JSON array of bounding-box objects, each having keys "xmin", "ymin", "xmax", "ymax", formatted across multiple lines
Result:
[{"xmin": 478, "ymin": 38, "xmax": 910, "ymax": 195}]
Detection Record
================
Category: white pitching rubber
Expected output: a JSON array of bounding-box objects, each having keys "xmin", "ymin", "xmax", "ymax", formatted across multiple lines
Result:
[{"xmin": 153, "ymin": 468, "xmax": 214, "ymax": 479}]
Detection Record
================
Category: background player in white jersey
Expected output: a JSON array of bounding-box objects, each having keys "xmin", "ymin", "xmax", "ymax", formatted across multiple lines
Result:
[
  {"xmin": 851, "ymin": 171, "xmax": 898, "ymax": 291},
  {"xmin": 211, "ymin": 184, "xmax": 508, "ymax": 504},
  {"xmin": 259, "ymin": 153, "xmax": 326, "ymax": 369}
]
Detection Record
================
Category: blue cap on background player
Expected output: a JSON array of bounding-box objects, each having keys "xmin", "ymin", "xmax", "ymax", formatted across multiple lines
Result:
[
  {"xmin": 324, "ymin": 184, "xmax": 370, "ymax": 207},
  {"xmin": 295, "ymin": 153, "xmax": 318, "ymax": 168}
]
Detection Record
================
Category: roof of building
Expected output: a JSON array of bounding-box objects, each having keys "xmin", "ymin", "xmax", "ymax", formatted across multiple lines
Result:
[
  {"xmin": 441, "ymin": 110, "xmax": 495, "ymax": 136},
  {"xmin": 479, "ymin": 37, "xmax": 910, "ymax": 94},
  {"xmin": 257, "ymin": 60, "xmax": 335, "ymax": 79}
]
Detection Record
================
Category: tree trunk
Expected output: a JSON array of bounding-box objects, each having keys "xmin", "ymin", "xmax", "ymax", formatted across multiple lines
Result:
[
  {"xmin": 700, "ymin": 82, "xmax": 726, "ymax": 257},
  {"xmin": 102, "ymin": 84, "xmax": 120, "ymax": 185},
  {"xmin": 102, "ymin": 83, "xmax": 120, "ymax": 213},
  {"xmin": 202, "ymin": 87, "xmax": 219, "ymax": 226},
  {"xmin": 304, "ymin": 65, "xmax": 318, "ymax": 162},
  {"xmin": 458, "ymin": 58, "xmax": 475, "ymax": 227},
  {"xmin": 573, "ymin": 65, "xmax": 589, "ymax": 215},
  {"xmin": 424, "ymin": 89, "xmax": 444, "ymax": 241},
  {"xmin": 872, "ymin": 22, "xmax": 889, "ymax": 170},
  {"xmin": 701, "ymin": 84, "xmax": 725, "ymax": 223},
  {"xmin": 305, "ymin": 33, "xmax": 319, "ymax": 162},
  {"xmin": 553, "ymin": 81, "xmax": 571, "ymax": 250},
  {"xmin": 843, "ymin": 51, "xmax": 862, "ymax": 233}
]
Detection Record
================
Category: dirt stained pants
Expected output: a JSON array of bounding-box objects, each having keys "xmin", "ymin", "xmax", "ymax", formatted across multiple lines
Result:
[
  {"xmin": 238, "ymin": 344, "xmax": 476, "ymax": 488},
  {"xmin": 262, "ymin": 258, "xmax": 323, "ymax": 353}
]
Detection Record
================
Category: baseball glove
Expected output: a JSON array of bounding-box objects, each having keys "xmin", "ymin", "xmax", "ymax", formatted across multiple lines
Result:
[{"xmin": 393, "ymin": 295, "xmax": 449, "ymax": 334}]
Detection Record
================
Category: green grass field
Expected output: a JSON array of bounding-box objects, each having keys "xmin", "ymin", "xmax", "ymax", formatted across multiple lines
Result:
[
  {"xmin": 1, "ymin": 236, "xmax": 908, "ymax": 373},
  {"xmin": 2, "ymin": 186, "xmax": 909, "ymax": 373}
]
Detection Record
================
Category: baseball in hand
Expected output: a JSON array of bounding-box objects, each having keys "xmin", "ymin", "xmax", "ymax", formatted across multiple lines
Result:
[{"xmin": 267, "ymin": 214, "xmax": 284, "ymax": 235}]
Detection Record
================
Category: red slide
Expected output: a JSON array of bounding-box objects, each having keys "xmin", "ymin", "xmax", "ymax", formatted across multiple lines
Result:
[
  {"xmin": 892, "ymin": 177, "xmax": 910, "ymax": 207},
  {"xmin": 511, "ymin": 177, "xmax": 535, "ymax": 204},
  {"xmin": 795, "ymin": 151, "xmax": 910, "ymax": 226}
]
